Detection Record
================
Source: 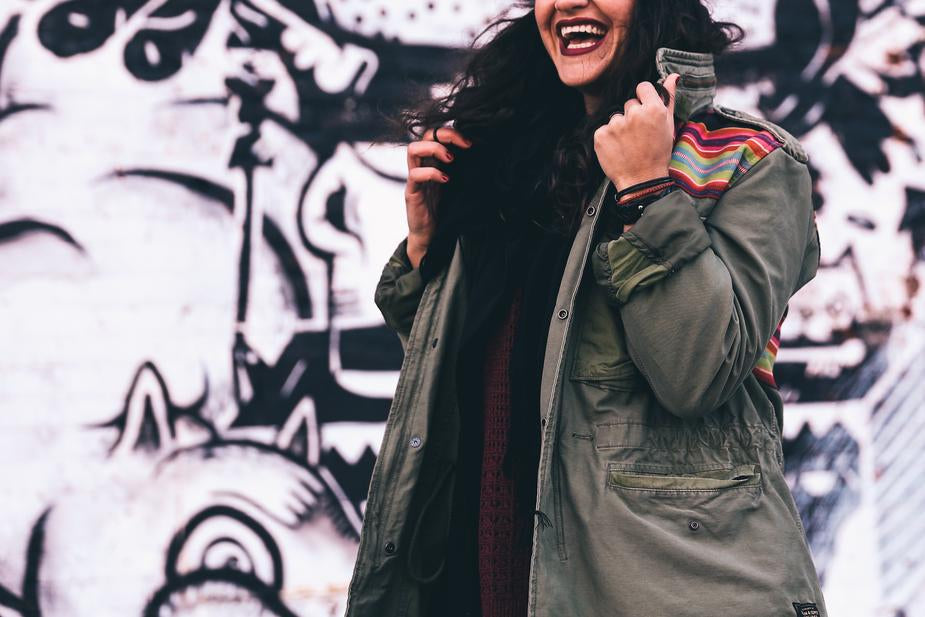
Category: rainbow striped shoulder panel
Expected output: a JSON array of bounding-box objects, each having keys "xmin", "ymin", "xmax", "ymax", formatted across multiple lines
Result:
[
  {"xmin": 669, "ymin": 107, "xmax": 784, "ymax": 201},
  {"xmin": 670, "ymin": 107, "xmax": 786, "ymax": 389}
]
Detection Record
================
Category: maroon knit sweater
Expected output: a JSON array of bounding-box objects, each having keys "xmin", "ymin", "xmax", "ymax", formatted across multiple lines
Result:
[{"xmin": 477, "ymin": 289, "xmax": 532, "ymax": 616}]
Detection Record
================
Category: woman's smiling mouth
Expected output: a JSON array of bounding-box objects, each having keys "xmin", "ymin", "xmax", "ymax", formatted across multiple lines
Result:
[{"xmin": 557, "ymin": 18, "xmax": 609, "ymax": 56}]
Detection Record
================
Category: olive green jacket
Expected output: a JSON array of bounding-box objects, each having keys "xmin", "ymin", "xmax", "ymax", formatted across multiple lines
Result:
[{"xmin": 346, "ymin": 47, "xmax": 827, "ymax": 617}]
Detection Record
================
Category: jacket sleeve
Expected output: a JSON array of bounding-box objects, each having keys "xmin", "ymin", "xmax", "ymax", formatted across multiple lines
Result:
[
  {"xmin": 374, "ymin": 237, "xmax": 427, "ymax": 351},
  {"xmin": 590, "ymin": 146, "xmax": 820, "ymax": 418}
]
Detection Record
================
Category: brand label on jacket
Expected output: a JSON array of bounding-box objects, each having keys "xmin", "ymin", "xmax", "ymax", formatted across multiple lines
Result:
[{"xmin": 792, "ymin": 602, "xmax": 820, "ymax": 617}]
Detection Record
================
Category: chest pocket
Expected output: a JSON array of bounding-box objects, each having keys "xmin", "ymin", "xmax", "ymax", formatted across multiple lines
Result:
[{"xmin": 569, "ymin": 276, "xmax": 645, "ymax": 391}]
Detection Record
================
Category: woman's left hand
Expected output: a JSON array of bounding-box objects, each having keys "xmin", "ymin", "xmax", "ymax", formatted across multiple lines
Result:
[{"xmin": 593, "ymin": 73, "xmax": 681, "ymax": 193}]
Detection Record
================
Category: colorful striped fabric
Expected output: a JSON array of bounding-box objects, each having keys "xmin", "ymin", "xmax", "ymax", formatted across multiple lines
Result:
[
  {"xmin": 669, "ymin": 110, "xmax": 782, "ymax": 200},
  {"xmin": 669, "ymin": 109, "xmax": 787, "ymax": 388},
  {"xmin": 753, "ymin": 315, "xmax": 785, "ymax": 388}
]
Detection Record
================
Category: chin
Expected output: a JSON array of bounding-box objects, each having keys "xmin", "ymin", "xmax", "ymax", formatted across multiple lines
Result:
[
  {"xmin": 556, "ymin": 65, "xmax": 609, "ymax": 90},
  {"xmin": 549, "ymin": 43, "xmax": 618, "ymax": 91}
]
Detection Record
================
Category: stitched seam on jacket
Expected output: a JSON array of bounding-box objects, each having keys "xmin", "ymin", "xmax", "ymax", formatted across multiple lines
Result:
[
  {"xmin": 593, "ymin": 243, "xmax": 622, "ymax": 305},
  {"xmin": 621, "ymin": 231, "xmax": 673, "ymax": 271}
]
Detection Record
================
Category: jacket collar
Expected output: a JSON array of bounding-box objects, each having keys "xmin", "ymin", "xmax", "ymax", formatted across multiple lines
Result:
[{"xmin": 654, "ymin": 47, "xmax": 717, "ymax": 122}]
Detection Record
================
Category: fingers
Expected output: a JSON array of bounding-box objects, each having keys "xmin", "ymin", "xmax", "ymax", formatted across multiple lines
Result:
[
  {"xmin": 635, "ymin": 81, "xmax": 663, "ymax": 107},
  {"xmin": 408, "ymin": 139, "xmax": 454, "ymax": 170},
  {"xmin": 663, "ymin": 73, "xmax": 680, "ymax": 117},
  {"xmin": 621, "ymin": 75, "xmax": 680, "ymax": 118},
  {"xmin": 408, "ymin": 125, "xmax": 472, "ymax": 172},
  {"xmin": 635, "ymin": 76, "xmax": 679, "ymax": 108},
  {"xmin": 407, "ymin": 126, "xmax": 471, "ymax": 185},
  {"xmin": 424, "ymin": 126, "xmax": 473, "ymax": 149},
  {"xmin": 652, "ymin": 81, "xmax": 671, "ymax": 107},
  {"xmin": 407, "ymin": 166, "xmax": 449, "ymax": 194}
]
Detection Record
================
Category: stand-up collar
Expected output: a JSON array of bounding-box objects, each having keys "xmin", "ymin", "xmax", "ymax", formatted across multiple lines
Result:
[{"xmin": 655, "ymin": 47, "xmax": 717, "ymax": 122}]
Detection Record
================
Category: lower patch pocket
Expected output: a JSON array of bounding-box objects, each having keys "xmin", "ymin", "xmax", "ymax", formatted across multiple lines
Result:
[{"xmin": 607, "ymin": 463, "xmax": 761, "ymax": 494}]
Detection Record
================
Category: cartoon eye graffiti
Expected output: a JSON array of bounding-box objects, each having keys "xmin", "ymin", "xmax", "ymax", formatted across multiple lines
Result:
[
  {"xmin": 37, "ymin": 0, "xmax": 148, "ymax": 57},
  {"xmin": 38, "ymin": 0, "xmax": 223, "ymax": 81},
  {"xmin": 165, "ymin": 505, "xmax": 283, "ymax": 589},
  {"xmin": 145, "ymin": 505, "xmax": 304, "ymax": 615}
]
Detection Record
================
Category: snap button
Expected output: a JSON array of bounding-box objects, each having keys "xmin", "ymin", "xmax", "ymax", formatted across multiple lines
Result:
[
  {"xmin": 586, "ymin": 205, "xmax": 596, "ymax": 216},
  {"xmin": 541, "ymin": 418, "xmax": 547, "ymax": 427},
  {"xmin": 688, "ymin": 519, "xmax": 701, "ymax": 531},
  {"xmin": 384, "ymin": 541, "xmax": 396, "ymax": 554},
  {"xmin": 557, "ymin": 309, "xmax": 569, "ymax": 320},
  {"xmin": 409, "ymin": 436, "xmax": 422, "ymax": 448}
]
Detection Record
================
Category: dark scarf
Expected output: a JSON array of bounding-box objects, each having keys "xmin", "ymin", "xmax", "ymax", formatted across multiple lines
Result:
[{"xmin": 430, "ymin": 210, "xmax": 575, "ymax": 617}]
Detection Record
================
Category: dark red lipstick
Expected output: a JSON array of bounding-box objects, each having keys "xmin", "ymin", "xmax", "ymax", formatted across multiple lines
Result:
[{"xmin": 556, "ymin": 17, "xmax": 609, "ymax": 57}]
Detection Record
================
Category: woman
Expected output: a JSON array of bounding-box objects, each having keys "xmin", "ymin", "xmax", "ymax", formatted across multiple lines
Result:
[{"xmin": 347, "ymin": 0, "xmax": 826, "ymax": 616}]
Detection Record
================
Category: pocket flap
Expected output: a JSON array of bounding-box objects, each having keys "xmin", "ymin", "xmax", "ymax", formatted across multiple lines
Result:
[{"xmin": 608, "ymin": 463, "xmax": 761, "ymax": 491}]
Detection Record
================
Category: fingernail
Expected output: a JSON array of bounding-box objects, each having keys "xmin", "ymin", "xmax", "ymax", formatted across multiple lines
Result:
[
  {"xmin": 442, "ymin": 174, "xmax": 449, "ymax": 181},
  {"xmin": 447, "ymin": 152, "xmax": 454, "ymax": 161}
]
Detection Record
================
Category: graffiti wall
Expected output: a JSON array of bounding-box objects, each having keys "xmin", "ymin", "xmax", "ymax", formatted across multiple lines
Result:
[{"xmin": 0, "ymin": 0, "xmax": 922, "ymax": 615}]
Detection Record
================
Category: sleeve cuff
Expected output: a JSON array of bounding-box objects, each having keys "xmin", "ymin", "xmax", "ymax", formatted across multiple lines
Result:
[
  {"xmin": 391, "ymin": 238, "xmax": 426, "ymax": 295},
  {"xmin": 374, "ymin": 237, "xmax": 427, "ymax": 335},
  {"xmin": 592, "ymin": 238, "xmax": 672, "ymax": 305},
  {"xmin": 393, "ymin": 267, "xmax": 424, "ymax": 299},
  {"xmin": 621, "ymin": 188, "xmax": 711, "ymax": 271},
  {"xmin": 592, "ymin": 189, "xmax": 711, "ymax": 305}
]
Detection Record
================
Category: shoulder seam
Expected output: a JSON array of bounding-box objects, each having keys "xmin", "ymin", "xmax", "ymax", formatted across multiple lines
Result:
[
  {"xmin": 711, "ymin": 105, "xmax": 809, "ymax": 164},
  {"xmin": 726, "ymin": 141, "xmax": 788, "ymax": 191}
]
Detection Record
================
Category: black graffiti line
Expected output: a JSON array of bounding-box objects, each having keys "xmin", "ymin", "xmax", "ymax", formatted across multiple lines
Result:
[
  {"xmin": 263, "ymin": 215, "xmax": 313, "ymax": 319},
  {"xmin": 143, "ymin": 568, "xmax": 299, "ymax": 617},
  {"xmin": 163, "ymin": 504, "xmax": 284, "ymax": 588},
  {"xmin": 155, "ymin": 438, "xmax": 311, "ymax": 474},
  {"xmin": 0, "ymin": 218, "xmax": 84, "ymax": 252},
  {"xmin": 90, "ymin": 360, "xmax": 213, "ymax": 454},
  {"xmin": 149, "ymin": 438, "xmax": 364, "ymax": 536},
  {"xmin": 0, "ymin": 508, "xmax": 50, "ymax": 617},
  {"xmin": 38, "ymin": 0, "xmax": 149, "ymax": 57},
  {"xmin": 107, "ymin": 168, "xmax": 314, "ymax": 321},
  {"xmin": 37, "ymin": 0, "xmax": 222, "ymax": 81},
  {"xmin": 171, "ymin": 96, "xmax": 231, "ymax": 107},
  {"xmin": 294, "ymin": 148, "xmax": 340, "ymax": 260},
  {"xmin": 210, "ymin": 490, "xmax": 311, "ymax": 531},
  {"xmin": 0, "ymin": 103, "xmax": 53, "ymax": 124},
  {"xmin": 20, "ymin": 509, "xmax": 47, "ymax": 617},
  {"xmin": 124, "ymin": 0, "xmax": 222, "ymax": 82},
  {"xmin": 236, "ymin": 167, "xmax": 254, "ymax": 323},
  {"xmin": 104, "ymin": 169, "xmax": 234, "ymax": 212},
  {"xmin": 0, "ymin": 14, "xmax": 20, "ymax": 87}
]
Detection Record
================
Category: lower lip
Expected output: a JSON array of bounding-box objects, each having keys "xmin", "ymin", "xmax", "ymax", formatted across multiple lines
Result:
[{"xmin": 558, "ymin": 32, "xmax": 607, "ymax": 57}]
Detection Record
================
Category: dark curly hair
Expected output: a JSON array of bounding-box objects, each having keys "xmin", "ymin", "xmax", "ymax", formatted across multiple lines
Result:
[{"xmin": 392, "ymin": 1, "xmax": 743, "ymax": 265}]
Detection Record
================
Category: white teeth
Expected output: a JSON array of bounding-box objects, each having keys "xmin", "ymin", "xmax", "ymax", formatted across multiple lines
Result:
[
  {"xmin": 560, "ymin": 23, "xmax": 607, "ymax": 38},
  {"xmin": 567, "ymin": 39, "xmax": 598, "ymax": 49}
]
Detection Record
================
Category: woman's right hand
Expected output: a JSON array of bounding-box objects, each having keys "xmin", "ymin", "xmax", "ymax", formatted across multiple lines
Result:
[{"xmin": 405, "ymin": 126, "xmax": 472, "ymax": 269}]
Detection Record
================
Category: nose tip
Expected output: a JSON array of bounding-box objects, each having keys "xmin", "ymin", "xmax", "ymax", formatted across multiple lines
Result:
[{"xmin": 554, "ymin": 0, "xmax": 591, "ymax": 10}]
